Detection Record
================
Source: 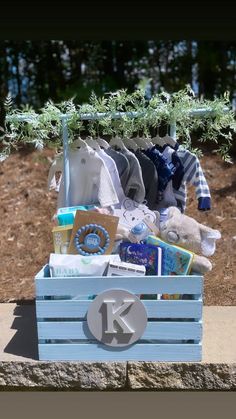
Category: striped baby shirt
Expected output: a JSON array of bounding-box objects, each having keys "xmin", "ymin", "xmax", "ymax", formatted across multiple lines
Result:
[{"xmin": 173, "ymin": 146, "xmax": 211, "ymax": 212}]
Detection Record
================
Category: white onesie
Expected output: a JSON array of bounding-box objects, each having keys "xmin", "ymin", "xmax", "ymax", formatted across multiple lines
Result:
[
  {"xmin": 48, "ymin": 146, "xmax": 119, "ymax": 209},
  {"xmin": 97, "ymin": 149, "xmax": 126, "ymax": 203}
]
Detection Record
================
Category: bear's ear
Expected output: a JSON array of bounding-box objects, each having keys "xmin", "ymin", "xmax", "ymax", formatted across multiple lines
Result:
[
  {"xmin": 166, "ymin": 206, "xmax": 181, "ymax": 220},
  {"xmin": 123, "ymin": 198, "xmax": 134, "ymax": 210},
  {"xmin": 144, "ymin": 212, "xmax": 156, "ymax": 223},
  {"xmin": 200, "ymin": 224, "xmax": 221, "ymax": 256},
  {"xmin": 153, "ymin": 211, "xmax": 160, "ymax": 224}
]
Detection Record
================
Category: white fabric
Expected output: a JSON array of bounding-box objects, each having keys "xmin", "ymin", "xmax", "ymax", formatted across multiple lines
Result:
[
  {"xmin": 97, "ymin": 149, "xmax": 126, "ymax": 203},
  {"xmin": 113, "ymin": 197, "xmax": 157, "ymax": 229},
  {"xmin": 48, "ymin": 147, "xmax": 119, "ymax": 209},
  {"xmin": 162, "ymin": 145, "xmax": 174, "ymax": 161},
  {"xmin": 201, "ymin": 229, "xmax": 221, "ymax": 257},
  {"xmin": 47, "ymin": 154, "xmax": 63, "ymax": 192}
]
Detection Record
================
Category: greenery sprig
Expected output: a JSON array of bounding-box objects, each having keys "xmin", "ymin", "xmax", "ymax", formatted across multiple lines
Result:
[{"xmin": 1, "ymin": 86, "xmax": 235, "ymax": 162}]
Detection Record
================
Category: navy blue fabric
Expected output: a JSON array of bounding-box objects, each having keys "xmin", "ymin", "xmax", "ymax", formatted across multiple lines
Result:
[
  {"xmin": 144, "ymin": 147, "xmax": 176, "ymax": 192},
  {"xmin": 198, "ymin": 196, "xmax": 211, "ymax": 211},
  {"xmin": 171, "ymin": 152, "xmax": 184, "ymax": 190},
  {"xmin": 153, "ymin": 144, "xmax": 184, "ymax": 190}
]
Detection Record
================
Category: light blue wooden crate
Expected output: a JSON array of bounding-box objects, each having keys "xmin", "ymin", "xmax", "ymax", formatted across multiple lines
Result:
[{"xmin": 35, "ymin": 265, "xmax": 203, "ymax": 362}]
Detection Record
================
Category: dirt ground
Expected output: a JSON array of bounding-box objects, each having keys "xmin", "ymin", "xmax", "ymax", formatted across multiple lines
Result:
[{"xmin": 0, "ymin": 147, "xmax": 235, "ymax": 305}]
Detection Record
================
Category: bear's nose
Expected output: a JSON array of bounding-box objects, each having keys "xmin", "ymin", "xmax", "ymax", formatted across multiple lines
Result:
[
  {"xmin": 132, "ymin": 217, "xmax": 135, "ymax": 221},
  {"xmin": 167, "ymin": 231, "xmax": 179, "ymax": 243}
]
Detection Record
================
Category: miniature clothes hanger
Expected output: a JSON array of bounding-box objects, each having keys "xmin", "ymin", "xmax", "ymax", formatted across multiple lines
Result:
[
  {"xmin": 85, "ymin": 136, "xmax": 101, "ymax": 151},
  {"xmin": 92, "ymin": 116, "xmax": 110, "ymax": 149},
  {"xmin": 142, "ymin": 135, "xmax": 154, "ymax": 148},
  {"xmin": 110, "ymin": 135, "xmax": 129, "ymax": 151},
  {"xmin": 151, "ymin": 125, "xmax": 165, "ymax": 146},
  {"xmin": 96, "ymin": 136, "xmax": 110, "ymax": 149},
  {"xmin": 152, "ymin": 133, "xmax": 166, "ymax": 147},
  {"xmin": 71, "ymin": 137, "xmax": 88, "ymax": 149},
  {"xmin": 123, "ymin": 136, "xmax": 138, "ymax": 151},
  {"xmin": 156, "ymin": 124, "xmax": 177, "ymax": 148},
  {"xmin": 161, "ymin": 134, "xmax": 177, "ymax": 148},
  {"xmin": 133, "ymin": 136, "xmax": 149, "ymax": 150}
]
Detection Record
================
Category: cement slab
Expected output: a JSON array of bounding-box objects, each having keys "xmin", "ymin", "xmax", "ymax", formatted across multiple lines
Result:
[
  {"xmin": 0, "ymin": 304, "xmax": 236, "ymax": 363},
  {"xmin": 0, "ymin": 304, "xmax": 38, "ymax": 361},
  {"xmin": 203, "ymin": 306, "xmax": 236, "ymax": 363}
]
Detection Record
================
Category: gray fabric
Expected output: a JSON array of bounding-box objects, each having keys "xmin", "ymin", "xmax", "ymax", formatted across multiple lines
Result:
[
  {"xmin": 119, "ymin": 149, "xmax": 145, "ymax": 203},
  {"xmin": 135, "ymin": 150, "xmax": 159, "ymax": 210},
  {"xmin": 155, "ymin": 181, "xmax": 178, "ymax": 210},
  {"xmin": 105, "ymin": 148, "xmax": 130, "ymax": 192}
]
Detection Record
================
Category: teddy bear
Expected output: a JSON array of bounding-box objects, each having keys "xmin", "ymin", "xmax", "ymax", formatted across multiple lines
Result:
[
  {"xmin": 113, "ymin": 198, "xmax": 156, "ymax": 228},
  {"xmin": 156, "ymin": 206, "xmax": 221, "ymax": 274}
]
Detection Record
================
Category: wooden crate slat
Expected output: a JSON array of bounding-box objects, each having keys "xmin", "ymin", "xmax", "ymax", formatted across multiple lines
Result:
[
  {"xmin": 36, "ymin": 299, "xmax": 202, "ymax": 319},
  {"xmin": 36, "ymin": 275, "xmax": 202, "ymax": 296},
  {"xmin": 35, "ymin": 266, "xmax": 203, "ymax": 361},
  {"xmin": 35, "ymin": 265, "xmax": 50, "ymax": 278},
  {"xmin": 38, "ymin": 342, "xmax": 202, "ymax": 361},
  {"xmin": 38, "ymin": 320, "xmax": 202, "ymax": 341}
]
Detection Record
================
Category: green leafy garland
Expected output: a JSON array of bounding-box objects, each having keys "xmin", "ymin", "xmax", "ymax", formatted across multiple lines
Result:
[{"xmin": 1, "ymin": 86, "xmax": 235, "ymax": 162}]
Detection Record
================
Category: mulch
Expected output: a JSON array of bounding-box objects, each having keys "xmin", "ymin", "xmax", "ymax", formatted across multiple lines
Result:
[{"xmin": 0, "ymin": 147, "xmax": 235, "ymax": 304}]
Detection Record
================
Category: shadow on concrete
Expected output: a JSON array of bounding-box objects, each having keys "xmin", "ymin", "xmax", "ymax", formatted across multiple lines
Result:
[{"xmin": 4, "ymin": 304, "xmax": 38, "ymax": 360}]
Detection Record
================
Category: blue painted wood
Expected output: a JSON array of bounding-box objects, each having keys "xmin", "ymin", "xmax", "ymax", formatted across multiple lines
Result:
[
  {"xmin": 38, "ymin": 343, "xmax": 202, "ymax": 361},
  {"xmin": 35, "ymin": 275, "xmax": 202, "ymax": 296},
  {"xmin": 37, "ymin": 321, "xmax": 202, "ymax": 341},
  {"xmin": 38, "ymin": 321, "xmax": 93, "ymax": 340},
  {"xmin": 35, "ymin": 265, "xmax": 50, "ymax": 278},
  {"xmin": 36, "ymin": 299, "xmax": 202, "ymax": 319},
  {"xmin": 35, "ymin": 266, "xmax": 203, "ymax": 362}
]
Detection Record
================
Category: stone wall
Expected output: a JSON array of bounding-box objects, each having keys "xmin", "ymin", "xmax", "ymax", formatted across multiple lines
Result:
[{"xmin": 0, "ymin": 362, "xmax": 235, "ymax": 391}]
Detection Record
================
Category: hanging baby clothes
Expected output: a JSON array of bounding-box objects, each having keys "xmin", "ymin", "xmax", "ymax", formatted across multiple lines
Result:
[
  {"xmin": 143, "ymin": 146, "xmax": 177, "ymax": 207},
  {"xmin": 173, "ymin": 146, "xmax": 211, "ymax": 212},
  {"xmin": 105, "ymin": 148, "xmax": 130, "ymax": 191},
  {"xmin": 153, "ymin": 145, "xmax": 184, "ymax": 209},
  {"xmin": 155, "ymin": 146, "xmax": 176, "ymax": 209},
  {"xmin": 48, "ymin": 146, "xmax": 119, "ymax": 209},
  {"xmin": 97, "ymin": 148, "xmax": 126, "ymax": 203},
  {"xmin": 155, "ymin": 144, "xmax": 185, "ymax": 191},
  {"xmin": 48, "ymin": 154, "xmax": 62, "ymax": 192},
  {"xmin": 119, "ymin": 148, "xmax": 146, "ymax": 203},
  {"xmin": 134, "ymin": 149, "xmax": 159, "ymax": 210}
]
